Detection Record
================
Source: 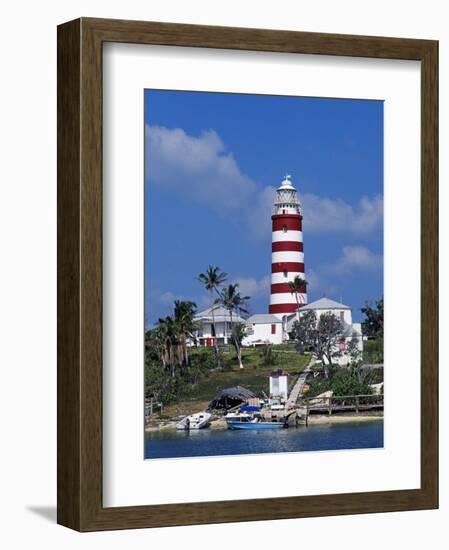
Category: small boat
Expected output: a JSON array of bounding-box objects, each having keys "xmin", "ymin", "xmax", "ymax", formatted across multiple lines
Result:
[
  {"xmin": 225, "ymin": 406, "xmax": 286, "ymax": 430},
  {"xmin": 176, "ymin": 411, "xmax": 212, "ymax": 430}
]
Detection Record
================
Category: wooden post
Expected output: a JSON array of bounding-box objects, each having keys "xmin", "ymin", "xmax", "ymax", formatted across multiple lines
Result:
[
  {"xmin": 328, "ymin": 396, "xmax": 332, "ymax": 416},
  {"xmin": 150, "ymin": 398, "xmax": 153, "ymax": 416},
  {"xmin": 355, "ymin": 396, "xmax": 359, "ymax": 413}
]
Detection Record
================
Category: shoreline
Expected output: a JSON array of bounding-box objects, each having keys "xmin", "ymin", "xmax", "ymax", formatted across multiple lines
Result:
[
  {"xmin": 145, "ymin": 417, "xmax": 228, "ymax": 433},
  {"xmin": 307, "ymin": 413, "xmax": 383, "ymax": 425},
  {"xmin": 145, "ymin": 413, "xmax": 383, "ymax": 433}
]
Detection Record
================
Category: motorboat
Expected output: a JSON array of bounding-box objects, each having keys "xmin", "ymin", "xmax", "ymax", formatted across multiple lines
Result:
[
  {"xmin": 176, "ymin": 411, "xmax": 212, "ymax": 430},
  {"xmin": 225, "ymin": 406, "xmax": 286, "ymax": 430}
]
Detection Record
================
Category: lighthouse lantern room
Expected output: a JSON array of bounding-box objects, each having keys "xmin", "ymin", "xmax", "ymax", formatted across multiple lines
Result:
[{"xmin": 269, "ymin": 174, "xmax": 307, "ymax": 318}]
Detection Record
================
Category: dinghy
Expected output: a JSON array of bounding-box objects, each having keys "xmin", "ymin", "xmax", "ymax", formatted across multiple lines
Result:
[{"xmin": 176, "ymin": 411, "xmax": 212, "ymax": 430}]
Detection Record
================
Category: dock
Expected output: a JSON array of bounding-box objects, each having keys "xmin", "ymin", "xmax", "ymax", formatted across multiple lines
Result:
[
  {"xmin": 281, "ymin": 357, "xmax": 383, "ymax": 426},
  {"xmin": 302, "ymin": 393, "xmax": 384, "ymax": 416}
]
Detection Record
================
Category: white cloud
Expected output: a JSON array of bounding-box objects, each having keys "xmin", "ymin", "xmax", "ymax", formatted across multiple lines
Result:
[
  {"xmin": 302, "ymin": 193, "xmax": 383, "ymax": 236},
  {"xmin": 247, "ymin": 189, "xmax": 383, "ymax": 239},
  {"xmin": 146, "ymin": 287, "xmax": 211, "ymax": 325},
  {"xmin": 232, "ymin": 275, "xmax": 271, "ymax": 298},
  {"xmin": 333, "ymin": 245, "xmax": 383, "ymax": 274},
  {"xmin": 146, "ymin": 125, "xmax": 257, "ymax": 214},
  {"xmin": 146, "ymin": 125, "xmax": 382, "ymax": 240},
  {"xmin": 158, "ymin": 291, "xmax": 175, "ymax": 306},
  {"xmin": 306, "ymin": 246, "xmax": 382, "ymax": 299},
  {"xmin": 246, "ymin": 186, "xmax": 277, "ymax": 240}
]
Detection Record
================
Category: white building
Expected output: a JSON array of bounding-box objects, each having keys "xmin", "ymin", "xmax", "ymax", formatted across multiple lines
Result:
[
  {"xmin": 242, "ymin": 314, "xmax": 284, "ymax": 347},
  {"xmin": 269, "ymin": 370, "xmax": 289, "ymax": 400},
  {"xmin": 287, "ymin": 297, "xmax": 363, "ymax": 365},
  {"xmin": 192, "ymin": 306, "xmax": 245, "ymax": 347}
]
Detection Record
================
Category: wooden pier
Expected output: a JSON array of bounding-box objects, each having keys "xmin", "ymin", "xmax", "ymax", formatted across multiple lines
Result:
[{"xmin": 302, "ymin": 394, "xmax": 384, "ymax": 416}]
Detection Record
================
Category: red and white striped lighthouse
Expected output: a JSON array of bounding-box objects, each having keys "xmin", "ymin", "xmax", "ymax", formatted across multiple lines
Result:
[{"xmin": 269, "ymin": 174, "xmax": 307, "ymax": 318}]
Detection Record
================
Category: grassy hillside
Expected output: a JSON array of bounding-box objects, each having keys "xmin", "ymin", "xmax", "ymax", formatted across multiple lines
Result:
[
  {"xmin": 146, "ymin": 346, "xmax": 310, "ymax": 417},
  {"xmin": 184, "ymin": 348, "xmax": 310, "ymax": 401}
]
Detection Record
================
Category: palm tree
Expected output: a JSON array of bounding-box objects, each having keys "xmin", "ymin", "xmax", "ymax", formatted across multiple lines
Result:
[
  {"xmin": 173, "ymin": 300, "xmax": 197, "ymax": 365},
  {"xmin": 156, "ymin": 315, "xmax": 180, "ymax": 378},
  {"xmin": 233, "ymin": 322, "xmax": 247, "ymax": 353},
  {"xmin": 197, "ymin": 266, "xmax": 228, "ymax": 362},
  {"xmin": 288, "ymin": 275, "xmax": 308, "ymax": 313},
  {"xmin": 215, "ymin": 283, "xmax": 249, "ymax": 371}
]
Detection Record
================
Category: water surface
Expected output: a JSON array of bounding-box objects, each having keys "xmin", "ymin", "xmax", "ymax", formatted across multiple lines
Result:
[{"xmin": 145, "ymin": 420, "xmax": 383, "ymax": 459}]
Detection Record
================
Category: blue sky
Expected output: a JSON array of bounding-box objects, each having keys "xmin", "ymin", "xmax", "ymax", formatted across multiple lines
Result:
[{"xmin": 144, "ymin": 90, "xmax": 383, "ymax": 327}]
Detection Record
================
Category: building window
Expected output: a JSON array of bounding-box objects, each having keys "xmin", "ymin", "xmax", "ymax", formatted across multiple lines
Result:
[
  {"xmin": 271, "ymin": 324, "xmax": 276, "ymax": 334},
  {"xmin": 340, "ymin": 311, "xmax": 344, "ymax": 322},
  {"xmin": 283, "ymin": 270, "xmax": 288, "ymax": 278},
  {"xmin": 282, "ymin": 224, "xmax": 288, "ymax": 232}
]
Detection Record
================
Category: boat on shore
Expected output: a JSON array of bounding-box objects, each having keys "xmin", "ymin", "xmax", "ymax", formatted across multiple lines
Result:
[
  {"xmin": 225, "ymin": 406, "xmax": 286, "ymax": 430},
  {"xmin": 176, "ymin": 411, "xmax": 212, "ymax": 430}
]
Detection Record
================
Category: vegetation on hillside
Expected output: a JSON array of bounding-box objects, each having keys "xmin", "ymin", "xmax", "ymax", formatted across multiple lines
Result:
[
  {"xmin": 145, "ymin": 344, "xmax": 309, "ymax": 406},
  {"xmin": 293, "ymin": 310, "xmax": 362, "ymax": 377},
  {"xmin": 305, "ymin": 364, "xmax": 376, "ymax": 399},
  {"xmin": 361, "ymin": 297, "xmax": 384, "ymax": 363},
  {"xmin": 361, "ymin": 297, "xmax": 384, "ymax": 339},
  {"xmin": 295, "ymin": 298, "xmax": 385, "ymax": 399},
  {"xmin": 363, "ymin": 338, "xmax": 384, "ymax": 363}
]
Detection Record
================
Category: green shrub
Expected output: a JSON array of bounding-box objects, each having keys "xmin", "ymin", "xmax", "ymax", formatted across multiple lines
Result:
[
  {"xmin": 306, "ymin": 367, "xmax": 373, "ymax": 399},
  {"xmin": 363, "ymin": 337, "xmax": 384, "ymax": 363},
  {"xmin": 260, "ymin": 344, "xmax": 276, "ymax": 367}
]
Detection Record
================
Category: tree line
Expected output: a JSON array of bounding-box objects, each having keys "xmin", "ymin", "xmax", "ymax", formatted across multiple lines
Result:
[{"xmin": 146, "ymin": 265, "xmax": 250, "ymax": 382}]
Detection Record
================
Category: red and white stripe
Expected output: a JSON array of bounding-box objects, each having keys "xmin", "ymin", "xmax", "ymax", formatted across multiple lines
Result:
[{"xmin": 269, "ymin": 213, "xmax": 306, "ymax": 317}]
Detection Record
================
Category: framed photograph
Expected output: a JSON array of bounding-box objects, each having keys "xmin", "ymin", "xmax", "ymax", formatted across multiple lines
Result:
[{"xmin": 57, "ymin": 17, "xmax": 438, "ymax": 531}]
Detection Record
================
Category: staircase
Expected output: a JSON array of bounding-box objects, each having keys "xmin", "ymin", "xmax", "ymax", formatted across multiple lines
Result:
[{"xmin": 285, "ymin": 356, "xmax": 315, "ymax": 409}]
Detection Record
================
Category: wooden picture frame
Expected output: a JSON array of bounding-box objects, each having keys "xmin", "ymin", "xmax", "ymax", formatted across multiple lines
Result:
[{"xmin": 57, "ymin": 17, "xmax": 438, "ymax": 531}]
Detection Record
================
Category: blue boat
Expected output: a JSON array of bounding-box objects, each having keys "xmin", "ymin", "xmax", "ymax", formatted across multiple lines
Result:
[{"xmin": 225, "ymin": 406, "xmax": 286, "ymax": 430}]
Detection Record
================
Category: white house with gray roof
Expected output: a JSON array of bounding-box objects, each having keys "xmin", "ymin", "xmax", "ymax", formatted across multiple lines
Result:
[
  {"xmin": 191, "ymin": 299, "xmax": 363, "ymax": 364},
  {"xmin": 287, "ymin": 297, "xmax": 352, "ymax": 328},
  {"xmin": 192, "ymin": 306, "xmax": 245, "ymax": 347},
  {"xmin": 286, "ymin": 297, "xmax": 363, "ymax": 365},
  {"xmin": 242, "ymin": 314, "xmax": 284, "ymax": 347}
]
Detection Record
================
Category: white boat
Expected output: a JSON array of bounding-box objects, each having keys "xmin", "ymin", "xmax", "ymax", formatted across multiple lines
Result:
[{"xmin": 176, "ymin": 411, "xmax": 212, "ymax": 430}]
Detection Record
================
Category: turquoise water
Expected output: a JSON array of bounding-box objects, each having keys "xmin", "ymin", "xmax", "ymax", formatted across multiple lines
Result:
[{"xmin": 145, "ymin": 420, "xmax": 383, "ymax": 459}]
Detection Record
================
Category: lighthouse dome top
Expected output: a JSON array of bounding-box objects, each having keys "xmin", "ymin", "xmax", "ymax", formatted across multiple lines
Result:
[
  {"xmin": 277, "ymin": 174, "xmax": 295, "ymax": 191},
  {"xmin": 273, "ymin": 173, "xmax": 301, "ymax": 215}
]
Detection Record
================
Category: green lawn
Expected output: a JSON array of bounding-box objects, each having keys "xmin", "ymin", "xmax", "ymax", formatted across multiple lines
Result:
[{"xmin": 181, "ymin": 347, "xmax": 310, "ymax": 403}]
